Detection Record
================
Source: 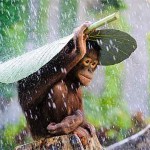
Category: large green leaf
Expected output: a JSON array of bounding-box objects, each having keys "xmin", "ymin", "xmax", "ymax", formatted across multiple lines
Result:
[
  {"xmin": 88, "ymin": 29, "xmax": 137, "ymax": 65},
  {"xmin": 0, "ymin": 29, "xmax": 137, "ymax": 83},
  {"xmin": 0, "ymin": 34, "xmax": 74, "ymax": 84}
]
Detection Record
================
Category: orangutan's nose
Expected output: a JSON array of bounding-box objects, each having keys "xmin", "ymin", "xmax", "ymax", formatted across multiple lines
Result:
[{"xmin": 88, "ymin": 67, "xmax": 93, "ymax": 73}]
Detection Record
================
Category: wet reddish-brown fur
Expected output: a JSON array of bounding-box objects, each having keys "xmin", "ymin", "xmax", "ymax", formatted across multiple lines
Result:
[{"xmin": 18, "ymin": 22, "xmax": 99, "ymax": 145}]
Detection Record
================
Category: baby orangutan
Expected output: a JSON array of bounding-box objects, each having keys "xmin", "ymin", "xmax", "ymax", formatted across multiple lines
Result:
[{"xmin": 18, "ymin": 22, "xmax": 100, "ymax": 146}]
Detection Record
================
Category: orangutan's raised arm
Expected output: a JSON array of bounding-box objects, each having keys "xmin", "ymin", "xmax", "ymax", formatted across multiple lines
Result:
[{"xmin": 18, "ymin": 22, "xmax": 91, "ymax": 109}]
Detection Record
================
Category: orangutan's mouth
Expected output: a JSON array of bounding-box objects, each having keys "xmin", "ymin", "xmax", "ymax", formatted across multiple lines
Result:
[{"xmin": 79, "ymin": 74, "xmax": 92, "ymax": 81}]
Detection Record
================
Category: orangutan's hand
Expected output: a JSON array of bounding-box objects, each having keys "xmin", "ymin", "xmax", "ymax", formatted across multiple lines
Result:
[
  {"xmin": 47, "ymin": 110, "xmax": 84, "ymax": 135},
  {"xmin": 73, "ymin": 21, "xmax": 92, "ymax": 56}
]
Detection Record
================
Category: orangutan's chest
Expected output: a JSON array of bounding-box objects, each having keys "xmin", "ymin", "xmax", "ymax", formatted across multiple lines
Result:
[
  {"xmin": 43, "ymin": 88, "xmax": 82, "ymax": 122},
  {"xmin": 66, "ymin": 91, "xmax": 81, "ymax": 114}
]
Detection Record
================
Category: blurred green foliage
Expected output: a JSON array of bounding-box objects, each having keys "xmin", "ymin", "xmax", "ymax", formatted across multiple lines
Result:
[
  {"xmin": 84, "ymin": 64, "xmax": 132, "ymax": 141},
  {"xmin": 0, "ymin": 0, "xmax": 28, "ymax": 98},
  {"xmin": 0, "ymin": 0, "xmax": 28, "ymax": 61},
  {"xmin": 0, "ymin": 0, "xmax": 28, "ymax": 99},
  {"xmin": 147, "ymin": 33, "xmax": 150, "ymax": 107},
  {"xmin": 36, "ymin": 0, "xmax": 49, "ymax": 45},
  {"xmin": 0, "ymin": 116, "xmax": 27, "ymax": 150},
  {"xmin": 148, "ymin": 33, "xmax": 150, "ymax": 54},
  {"xmin": 0, "ymin": 83, "xmax": 16, "ymax": 99},
  {"xmin": 60, "ymin": 0, "xmax": 77, "ymax": 37},
  {"xmin": 101, "ymin": 0, "xmax": 127, "ymax": 10}
]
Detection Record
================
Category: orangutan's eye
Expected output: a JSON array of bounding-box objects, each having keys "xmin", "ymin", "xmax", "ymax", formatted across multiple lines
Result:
[
  {"xmin": 86, "ymin": 60, "xmax": 90, "ymax": 63},
  {"xmin": 90, "ymin": 61, "xmax": 98, "ymax": 68},
  {"xmin": 83, "ymin": 58, "xmax": 91, "ymax": 66}
]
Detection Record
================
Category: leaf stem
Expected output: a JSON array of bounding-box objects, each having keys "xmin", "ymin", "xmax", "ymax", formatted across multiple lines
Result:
[{"xmin": 85, "ymin": 12, "xmax": 119, "ymax": 34}]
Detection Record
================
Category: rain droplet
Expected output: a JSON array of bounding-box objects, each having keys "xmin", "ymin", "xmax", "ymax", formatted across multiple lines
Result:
[
  {"xmin": 52, "ymin": 103, "xmax": 56, "ymax": 109},
  {"xmin": 113, "ymin": 55, "xmax": 116, "ymax": 61}
]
